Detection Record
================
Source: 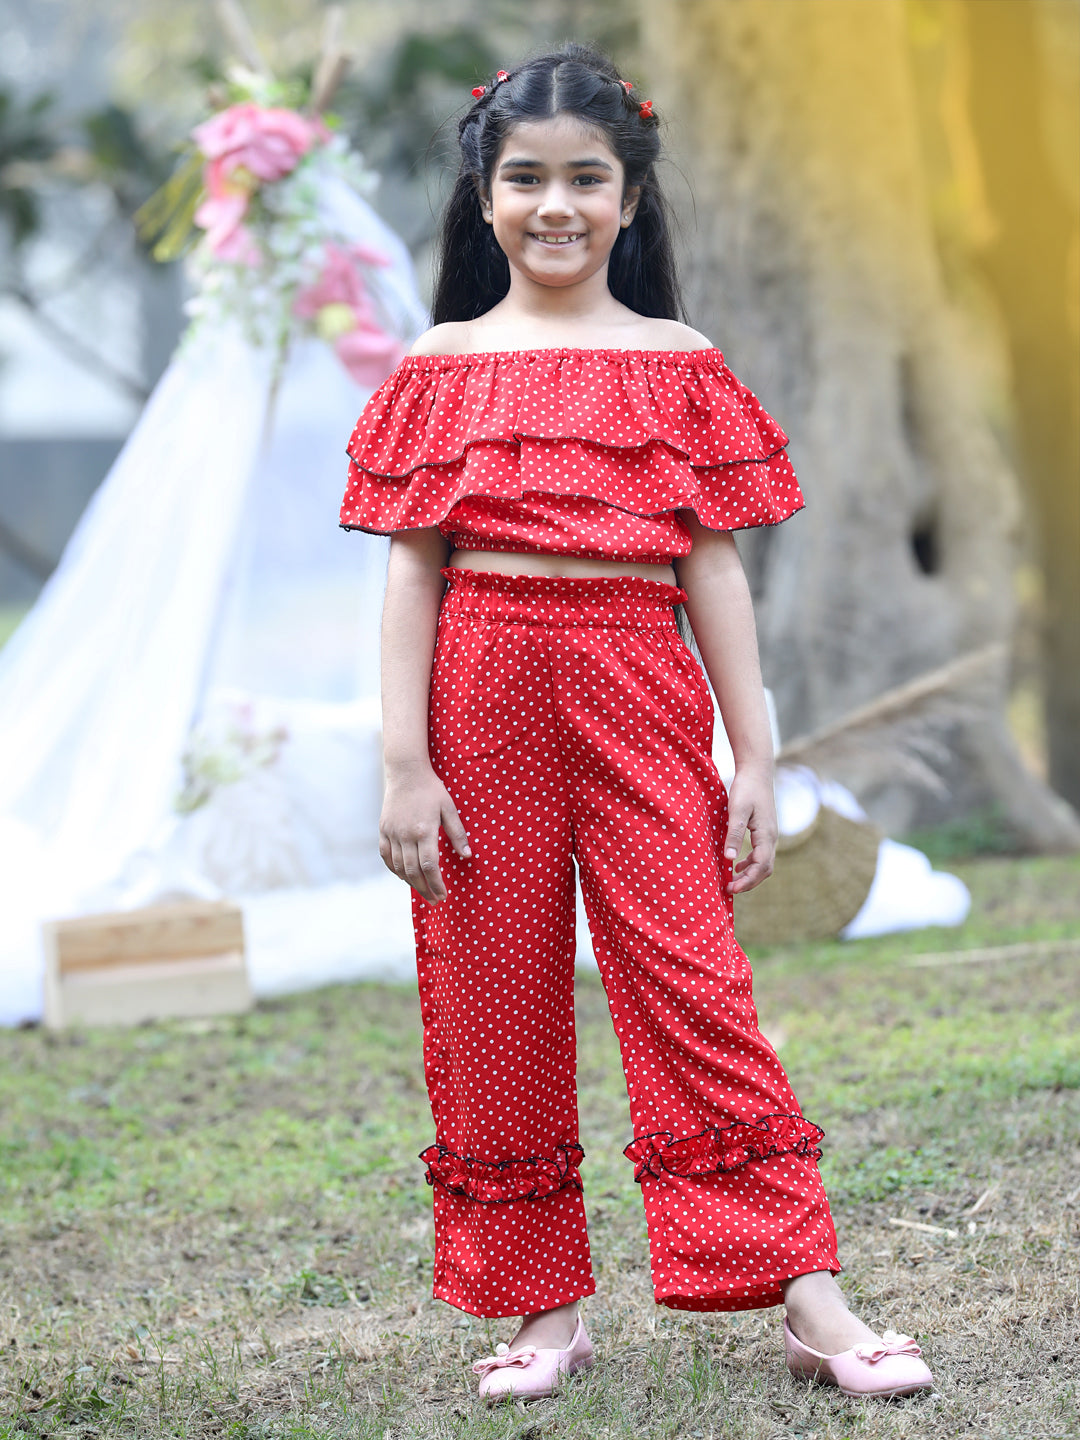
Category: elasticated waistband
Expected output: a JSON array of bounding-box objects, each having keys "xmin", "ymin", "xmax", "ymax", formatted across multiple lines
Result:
[{"xmin": 439, "ymin": 566, "xmax": 688, "ymax": 630}]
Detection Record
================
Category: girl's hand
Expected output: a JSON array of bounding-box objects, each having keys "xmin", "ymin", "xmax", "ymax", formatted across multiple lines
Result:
[
  {"xmin": 724, "ymin": 764, "xmax": 778, "ymax": 896},
  {"xmin": 379, "ymin": 762, "xmax": 472, "ymax": 905}
]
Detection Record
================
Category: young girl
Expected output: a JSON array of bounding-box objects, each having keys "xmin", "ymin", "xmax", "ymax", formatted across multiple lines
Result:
[{"xmin": 340, "ymin": 44, "xmax": 933, "ymax": 1405}]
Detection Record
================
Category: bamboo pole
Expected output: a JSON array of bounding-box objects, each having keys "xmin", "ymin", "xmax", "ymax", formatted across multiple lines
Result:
[{"xmin": 214, "ymin": 0, "xmax": 271, "ymax": 76}]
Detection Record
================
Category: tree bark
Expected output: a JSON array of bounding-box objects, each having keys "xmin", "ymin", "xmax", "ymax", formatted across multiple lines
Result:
[
  {"xmin": 641, "ymin": 0, "xmax": 1080, "ymax": 848},
  {"xmin": 964, "ymin": 0, "xmax": 1080, "ymax": 811}
]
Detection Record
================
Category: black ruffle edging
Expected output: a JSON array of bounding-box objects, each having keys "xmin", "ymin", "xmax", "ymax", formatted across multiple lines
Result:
[
  {"xmin": 624, "ymin": 1113, "xmax": 824, "ymax": 1182},
  {"xmin": 419, "ymin": 1141, "xmax": 585, "ymax": 1204}
]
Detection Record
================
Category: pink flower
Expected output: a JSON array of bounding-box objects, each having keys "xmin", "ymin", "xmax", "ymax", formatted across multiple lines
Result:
[
  {"xmin": 191, "ymin": 102, "xmax": 328, "ymax": 261},
  {"xmin": 192, "ymin": 102, "xmax": 325, "ymax": 184},
  {"xmin": 293, "ymin": 243, "xmax": 390, "ymax": 320},
  {"xmin": 193, "ymin": 157, "xmax": 260, "ymax": 259},
  {"xmin": 208, "ymin": 221, "xmax": 262, "ymax": 266},
  {"xmin": 332, "ymin": 326, "xmax": 403, "ymax": 389},
  {"xmin": 293, "ymin": 243, "xmax": 401, "ymax": 386}
]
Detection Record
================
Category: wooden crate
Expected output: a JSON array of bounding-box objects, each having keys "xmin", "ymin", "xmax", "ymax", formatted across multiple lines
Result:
[{"xmin": 42, "ymin": 900, "xmax": 252, "ymax": 1029}]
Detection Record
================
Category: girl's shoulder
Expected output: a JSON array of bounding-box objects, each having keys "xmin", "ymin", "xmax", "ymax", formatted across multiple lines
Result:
[
  {"xmin": 406, "ymin": 322, "xmax": 474, "ymax": 357},
  {"xmin": 634, "ymin": 318, "xmax": 715, "ymax": 352},
  {"xmin": 405, "ymin": 318, "xmax": 716, "ymax": 359}
]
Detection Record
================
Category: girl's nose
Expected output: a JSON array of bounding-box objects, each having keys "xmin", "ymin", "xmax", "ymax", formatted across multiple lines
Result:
[{"xmin": 536, "ymin": 185, "xmax": 575, "ymax": 217}]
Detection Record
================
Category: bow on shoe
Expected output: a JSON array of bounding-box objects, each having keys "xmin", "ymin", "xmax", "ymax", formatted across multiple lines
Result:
[
  {"xmin": 472, "ymin": 1343, "xmax": 539, "ymax": 1378},
  {"xmin": 853, "ymin": 1330, "xmax": 923, "ymax": 1364}
]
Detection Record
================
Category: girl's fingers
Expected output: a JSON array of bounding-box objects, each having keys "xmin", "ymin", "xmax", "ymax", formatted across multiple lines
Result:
[
  {"xmin": 417, "ymin": 833, "xmax": 446, "ymax": 904},
  {"xmin": 401, "ymin": 840, "xmax": 435, "ymax": 904},
  {"xmin": 389, "ymin": 836, "xmax": 428, "ymax": 902},
  {"xmin": 380, "ymin": 786, "xmax": 470, "ymax": 905},
  {"xmin": 441, "ymin": 801, "xmax": 472, "ymax": 859},
  {"xmin": 728, "ymin": 836, "xmax": 776, "ymax": 894},
  {"xmin": 724, "ymin": 807, "xmax": 751, "ymax": 863},
  {"xmin": 729, "ymin": 857, "xmax": 771, "ymax": 894}
]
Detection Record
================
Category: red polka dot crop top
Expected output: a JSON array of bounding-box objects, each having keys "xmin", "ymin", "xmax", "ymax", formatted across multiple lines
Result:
[{"xmin": 339, "ymin": 348, "xmax": 804, "ymax": 564}]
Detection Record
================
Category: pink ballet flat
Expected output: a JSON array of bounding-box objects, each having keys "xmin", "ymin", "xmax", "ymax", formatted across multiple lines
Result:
[
  {"xmin": 472, "ymin": 1314, "xmax": 595, "ymax": 1403},
  {"xmin": 784, "ymin": 1318, "xmax": 933, "ymax": 1399}
]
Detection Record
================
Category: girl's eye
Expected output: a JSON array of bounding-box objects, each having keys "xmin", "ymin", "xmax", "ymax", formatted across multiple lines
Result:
[{"xmin": 503, "ymin": 174, "xmax": 604, "ymax": 185}]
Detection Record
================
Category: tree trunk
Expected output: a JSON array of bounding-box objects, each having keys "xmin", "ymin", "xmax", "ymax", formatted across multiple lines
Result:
[
  {"xmin": 640, "ymin": 0, "xmax": 1080, "ymax": 848},
  {"xmin": 964, "ymin": 0, "xmax": 1080, "ymax": 811}
]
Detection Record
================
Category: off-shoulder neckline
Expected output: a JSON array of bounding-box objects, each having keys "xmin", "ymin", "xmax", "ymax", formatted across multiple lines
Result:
[{"xmin": 399, "ymin": 346, "xmax": 726, "ymax": 366}]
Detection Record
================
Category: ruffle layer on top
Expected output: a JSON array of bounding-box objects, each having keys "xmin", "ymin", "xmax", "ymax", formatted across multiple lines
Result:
[
  {"xmin": 339, "ymin": 348, "xmax": 804, "ymax": 535},
  {"xmin": 623, "ymin": 1113, "xmax": 825, "ymax": 1183},
  {"xmin": 419, "ymin": 1141, "xmax": 585, "ymax": 1204}
]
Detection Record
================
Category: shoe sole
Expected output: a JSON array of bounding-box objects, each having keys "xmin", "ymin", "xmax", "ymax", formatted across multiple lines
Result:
[{"xmin": 789, "ymin": 1367, "xmax": 933, "ymax": 1400}]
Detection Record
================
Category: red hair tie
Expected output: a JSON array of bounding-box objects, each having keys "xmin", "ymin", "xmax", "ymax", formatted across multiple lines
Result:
[
  {"xmin": 638, "ymin": 99, "xmax": 654, "ymax": 118},
  {"xmin": 621, "ymin": 79, "xmax": 633, "ymax": 93},
  {"xmin": 471, "ymin": 70, "xmax": 510, "ymax": 99}
]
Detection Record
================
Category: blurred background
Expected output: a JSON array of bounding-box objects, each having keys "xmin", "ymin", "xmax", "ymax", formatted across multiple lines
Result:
[
  {"xmin": 1, "ymin": 0, "xmax": 1077, "ymax": 850},
  {"xmin": 1, "ymin": 10, "xmax": 1078, "ymax": 1428}
]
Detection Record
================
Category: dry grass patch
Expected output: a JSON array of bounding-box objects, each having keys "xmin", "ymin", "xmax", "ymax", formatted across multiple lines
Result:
[{"xmin": 1, "ymin": 855, "xmax": 1078, "ymax": 1438}]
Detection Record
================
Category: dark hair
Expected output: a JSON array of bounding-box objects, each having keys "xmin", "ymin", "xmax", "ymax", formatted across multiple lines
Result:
[{"xmin": 431, "ymin": 43, "xmax": 686, "ymax": 324}]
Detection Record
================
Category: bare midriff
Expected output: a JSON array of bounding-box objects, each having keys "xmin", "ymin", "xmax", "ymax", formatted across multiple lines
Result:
[{"xmin": 447, "ymin": 547, "xmax": 679, "ymax": 587}]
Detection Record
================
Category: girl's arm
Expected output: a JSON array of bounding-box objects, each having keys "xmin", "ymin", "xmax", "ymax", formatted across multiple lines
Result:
[
  {"xmin": 672, "ymin": 511, "xmax": 778, "ymax": 895},
  {"xmin": 379, "ymin": 528, "xmax": 471, "ymax": 904}
]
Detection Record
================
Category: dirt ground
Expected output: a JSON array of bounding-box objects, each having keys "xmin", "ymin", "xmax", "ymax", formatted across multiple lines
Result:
[{"xmin": 1, "ymin": 855, "xmax": 1078, "ymax": 1439}]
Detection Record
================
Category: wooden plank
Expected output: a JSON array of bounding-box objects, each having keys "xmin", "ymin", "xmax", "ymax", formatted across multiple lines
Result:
[
  {"xmin": 46, "ymin": 951, "xmax": 253, "ymax": 1028},
  {"xmin": 44, "ymin": 901, "xmax": 244, "ymax": 973},
  {"xmin": 61, "ymin": 950, "xmax": 246, "ymax": 987}
]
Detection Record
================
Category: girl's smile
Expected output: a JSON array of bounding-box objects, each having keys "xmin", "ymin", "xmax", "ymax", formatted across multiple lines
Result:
[{"xmin": 480, "ymin": 115, "xmax": 639, "ymax": 295}]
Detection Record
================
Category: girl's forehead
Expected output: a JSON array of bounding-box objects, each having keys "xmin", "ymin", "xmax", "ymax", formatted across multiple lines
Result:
[{"xmin": 495, "ymin": 115, "xmax": 620, "ymax": 167}]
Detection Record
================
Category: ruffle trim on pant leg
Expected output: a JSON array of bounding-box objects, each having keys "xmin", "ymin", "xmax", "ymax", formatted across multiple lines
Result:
[
  {"xmin": 419, "ymin": 1142, "xmax": 585, "ymax": 1203},
  {"xmin": 624, "ymin": 1113, "xmax": 824, "ymax": 1182}
]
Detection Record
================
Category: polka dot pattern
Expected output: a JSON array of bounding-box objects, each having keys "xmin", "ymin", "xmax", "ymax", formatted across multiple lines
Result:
[
  {"xmin": 339, "ymin": 348, "xmax": 805, "ymax": 556},
  {"xmin": 412, "ymin": 567, "xmax": 840, "ymax": 1320}
]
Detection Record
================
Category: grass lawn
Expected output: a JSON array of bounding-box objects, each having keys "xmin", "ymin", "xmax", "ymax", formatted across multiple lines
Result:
[{"xmin": 1, "ymin": 855, "xmax": 1078, "ymax": 1439}]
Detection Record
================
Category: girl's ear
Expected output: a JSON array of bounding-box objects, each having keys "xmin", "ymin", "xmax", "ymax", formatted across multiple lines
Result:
[
  {"xmin": 621, "ymin": 184, "xmax": 642, "ymax": 227},
  {"xmin": 475, "ymin": 181, "xmax": 493, "ymax": 224}
]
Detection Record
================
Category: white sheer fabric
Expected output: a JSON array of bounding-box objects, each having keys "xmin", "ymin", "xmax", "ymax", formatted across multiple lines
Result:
[
  {"xmin": 0, "ymin": 183, "xmax": 426, "ymax": 1026},
  {"xmin": 0, "ymin": 328, "xmax": 273, "ymax": 903}
]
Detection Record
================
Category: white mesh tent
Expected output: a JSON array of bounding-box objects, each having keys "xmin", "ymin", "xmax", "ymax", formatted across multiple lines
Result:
[{"xmin": 0, "ymin": 177, "xmax": 428, "ymax": 1026}]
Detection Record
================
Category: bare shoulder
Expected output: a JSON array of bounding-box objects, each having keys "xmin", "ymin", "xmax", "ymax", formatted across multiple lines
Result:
[
  {"xmin": 406, "ymin": 322, "xmax": 473, "ymax": 357},
  {"xmin": 644, "ymin": 318, "xmax": 715, "ymax": 352}
]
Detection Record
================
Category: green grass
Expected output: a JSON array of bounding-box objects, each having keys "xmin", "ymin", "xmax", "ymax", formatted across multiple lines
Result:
[
  {"xmin": 902, "ymin": 802, "xmax": 1032, "ymax": 863},
  {"xmin": 1, "ymin": 854, "xmax": 1078, "ymax": 1438}
]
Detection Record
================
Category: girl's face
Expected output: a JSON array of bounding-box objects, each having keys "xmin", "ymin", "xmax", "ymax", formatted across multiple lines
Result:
[{"xmin": 479, "ymin": 114, "xmax": 640, "ymax": 295}]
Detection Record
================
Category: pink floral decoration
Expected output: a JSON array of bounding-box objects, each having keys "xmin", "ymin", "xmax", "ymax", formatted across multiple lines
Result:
[
  {"xmin": 294, "ymin": 243, "xmax": 403, "ymax": 387},
  {"xmin": 332, "ymin": 327, "xmax": 404, "ymax": 389},
  {"xmin": 293, "ymin": 242, "xmax": 388, "ymax": 318},
  {"xmin": 192, "ymin": 102, "xmax": 326, "ymax": 183},
  {"xmin": 191, "ymin": 102, "xmax": 329, "ymax": 261},
  {"xmin": 194, "ymin": 179, "xmax": 262, "ymax": 265}
]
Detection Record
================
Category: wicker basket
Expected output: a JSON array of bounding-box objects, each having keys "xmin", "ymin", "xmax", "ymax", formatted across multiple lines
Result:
[{"xmin": 733, "ymin": 805, "xmax": 881, "ymax": 948}]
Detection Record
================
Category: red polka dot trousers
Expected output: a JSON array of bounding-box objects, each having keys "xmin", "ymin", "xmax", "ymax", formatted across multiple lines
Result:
[{"xmin": 412, "ymin": 567, "xmax": 840, "ymax": 1319}]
